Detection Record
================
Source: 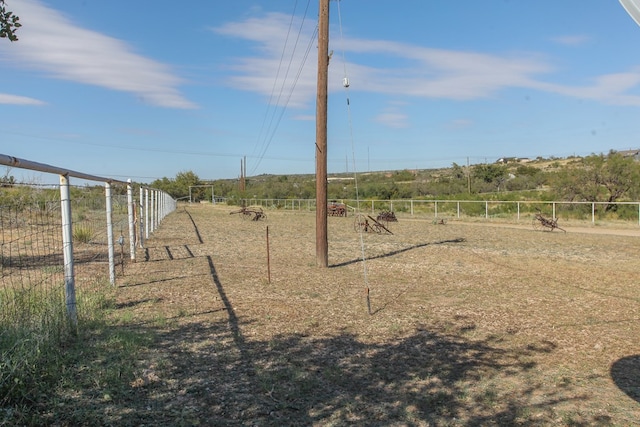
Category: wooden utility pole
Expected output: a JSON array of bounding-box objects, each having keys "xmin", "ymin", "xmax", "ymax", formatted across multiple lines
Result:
[
  {"xmin": 467, "ymin": 156, "xmax": 471, "ymax": 194},
  {"xmin": 315, "ymin": 0, "xmax": 329, "ymax": 267},
  {"xmin": 239, "ymin": 156, "xmax": 247, "ymax": 192}
]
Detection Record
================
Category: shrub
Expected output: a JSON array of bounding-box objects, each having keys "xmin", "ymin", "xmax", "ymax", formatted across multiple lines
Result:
[{"xmin": 73, "ymin": 224, "xmax": 93, "ymax": 243}]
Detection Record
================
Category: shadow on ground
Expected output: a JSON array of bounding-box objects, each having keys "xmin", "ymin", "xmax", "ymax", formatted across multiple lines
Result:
[
  {"xmin": 330, "ymin": 238, "xmax": 467, "ymax": 268},
  {"xmin": 100, "ymin": 320, "xmax": 593, "ymax": 426},
  {"xmin": 611, "ymin": 355, "xmax": 640, "ymax": 403},
  {"xmin": 51, "ymin": 210, "xmax": 612, "ymax": 426},
  {"xmin": 83, "ymin": 253, "xmax": 603, "ymax": 426}
]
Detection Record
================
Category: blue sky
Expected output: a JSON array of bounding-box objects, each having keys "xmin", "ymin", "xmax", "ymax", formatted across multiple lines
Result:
[{"xmin": 2, "ymin": 0, "xmax": 640, "ymax": 185}]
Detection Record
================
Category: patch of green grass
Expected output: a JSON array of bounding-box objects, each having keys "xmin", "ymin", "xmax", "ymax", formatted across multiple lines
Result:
[
  {"xmin": 41, "ymin": 265, "xmax": 64, "ymax": 275},
  {"xmin": 118, "ymin": 310, "xmax": 135, "ymax": 323},
  {"xmin": 73, "ymin": 224, "xmax": 93, "ymax": 243},
  {"xmin": 0, "ymin": 284, "xmax": 152, "ymax": 426},
  {"xmin": 153, "ymin": 313, "xmax": 170, "ymax": 327}
]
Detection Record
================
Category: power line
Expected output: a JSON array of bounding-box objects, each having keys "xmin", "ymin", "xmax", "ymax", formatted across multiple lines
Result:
[
  {"xmin": 250, "ymin": 0, "xmax": 316, "ymax": 175},
  {"xmin": 250, "ymin": 0, "xmax": 302, "ymax": 162}
]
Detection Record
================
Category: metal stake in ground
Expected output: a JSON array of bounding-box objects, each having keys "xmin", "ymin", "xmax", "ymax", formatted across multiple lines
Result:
[
  {"xmin": 266, "ymin": 226, "xmax": 271, "ymax": 284},
  {"xmin": 366, "ymin": 287, "xmax": 371, "ymax": 315},
  {"xmin": 118, "ymin": 233, "xmax": 125, "ymax": 275}
]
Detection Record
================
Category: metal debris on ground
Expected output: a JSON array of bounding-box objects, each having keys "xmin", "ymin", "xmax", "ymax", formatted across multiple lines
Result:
[{"xmin": 230, "ymin": 206, "xmax": 267, "ymax": 221}]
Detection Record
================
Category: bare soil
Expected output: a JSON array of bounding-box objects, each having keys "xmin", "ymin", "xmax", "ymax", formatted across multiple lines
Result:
[{"xmin": 111, "ymin": 204, "xmax": 640, "ymax": 426}]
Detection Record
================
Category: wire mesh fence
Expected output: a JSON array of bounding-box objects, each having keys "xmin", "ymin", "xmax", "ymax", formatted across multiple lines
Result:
[
  {"xmin": 0, "ymin": 153, "xmax": 176, "ymax": 409},
  {"xmin": 1, "ymin": 181, "xmax": 174, "ymax": 338},
  {"xmin": 0, "ymin": 186, "xmax": 131, "ymax": 333}
]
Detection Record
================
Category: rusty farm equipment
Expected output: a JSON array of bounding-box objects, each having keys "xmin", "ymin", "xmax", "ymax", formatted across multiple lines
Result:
[
  {"xmin": 376, "ymin": 210, "xmax": 397, "ymax": 225},
  {"xmin": 353, "ymin": 214, "xmax": 393, "ymax": 235},
  {"xmin": 328, "ymin": 201, "xmax": 347, "ymax": 217},
  {"xmin": 533, "ymin": 211, "xmax": 565, "ymax": 232},
  {"xmin": 230, "ymin": 206, "xmax": 267, "ymax": 221}
]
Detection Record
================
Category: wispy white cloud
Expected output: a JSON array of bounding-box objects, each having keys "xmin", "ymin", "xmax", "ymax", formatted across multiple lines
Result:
[
  {"xmin": 342, "ymin": 39, "xmax": 552, "ymax": 101},
  {"xmin": 213, "ymin": 12, "xmax": 318, "ymax": 109},
  {"xmin": 213, "ymin": 12, "xmax": 640, "ymax": 113},
  {"xmin": 1, "ymin": 0, "xmax": 196, "ymax": 109},
  {"xmin": 529, "ymin": 68, "xmax": 640, "ymax": 106},
  {"xmin": 0, "ymin": 93, "xmax": 46, "ymax": 105},
  {"xmin": 550, "ymin": 34, "xmax": 591, "ymax": 46},
  {"xmin": 374, "ymin": 101, "xmax": 409, "ymax": 128},
  {"xmin": 375, "ymin": 111, "xmax": 409, "ymax": 129}
]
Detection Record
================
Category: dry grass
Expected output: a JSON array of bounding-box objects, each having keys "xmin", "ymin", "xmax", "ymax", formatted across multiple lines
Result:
[{"xmin": 111, "ymin": 204, "xmax": 640, "ymax": 426}]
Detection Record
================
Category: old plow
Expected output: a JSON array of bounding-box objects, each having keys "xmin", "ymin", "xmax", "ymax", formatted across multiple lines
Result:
[
  {"xmin": 230, "ymin": 206, "xmax": 267, "ymax": 221},
  {"xmin": 533, "ymin": 211, "xmax": 565, "ymax": 232},
  {"xmin": 354, "ymin": 214, "xmax": 393, "ymax": 235}
]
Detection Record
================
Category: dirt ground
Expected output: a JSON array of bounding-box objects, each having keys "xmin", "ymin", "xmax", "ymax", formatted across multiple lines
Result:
[{"xmin": 112, "ymin": 204, "xmax": 640, "ymax": 426}]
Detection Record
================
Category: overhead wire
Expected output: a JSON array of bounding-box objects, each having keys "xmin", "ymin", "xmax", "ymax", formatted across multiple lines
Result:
[
  {"xmin": 336, "ymin": 0, "xmax": 371, "ymax": 314},
  {"xmin": 252, "ymin": 24, "xmax": 318, "ymax": 174},
  {"xmin": 249, "ymin": 0, "xmax": 300, "ymax": 161},
  {"xmin": 249, "ymin": 0, "xmax": 316, "ymax": 175}
]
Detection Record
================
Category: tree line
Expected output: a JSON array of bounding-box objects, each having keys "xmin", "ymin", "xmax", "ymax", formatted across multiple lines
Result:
[{"xmin": 149, "ymin": 151, "xmax": 640, "ymax": 211}]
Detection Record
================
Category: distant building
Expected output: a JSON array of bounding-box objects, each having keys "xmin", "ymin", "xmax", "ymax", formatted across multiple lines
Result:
[
  {"xmin": 616, "ymin": 149, "xmax": 640, "ymax": 160},
  {"xmin": 495, "ymin": 157, "xmax": 530, "ymax": 164}
]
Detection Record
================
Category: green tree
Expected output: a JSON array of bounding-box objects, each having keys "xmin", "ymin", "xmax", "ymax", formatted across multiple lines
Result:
[
  {"xmin": 1, "ymin": 1, "xmax": 21, "ymax": 41},
  {"xmin": 450, "ymin": 162, "xmax": 466, "ymax": 180},
  {"xmin": 149, "ymin": 177, "xmax": 173, "ymax": 195},
  {"xmin": 472, "ymin": 163, "xmax": 508, "ymax": 192},
  {"xmin": 1, "ymin": 167, "xmax": 15, "ymax": 187},
  {"xmin": 392, "ymin": 169, "xmax": 416, "ymax": 182},
  {"xmin": 174, "ymin": 171, "xmax": 202, "ymax": 200},
  {"xmin": 504, "ymin": 164, "xmax": 547, "ymax": 192},
  {"xmin": 554, "ymin": 152, "xmax": 640, "ymax": 211},
  {"xmin": 472, "ymin": 163, "xmax": 508, "ymax": 183},
  {"xmin": 150, "ymin": 171, "xmax": 202, "ymax": 200}
]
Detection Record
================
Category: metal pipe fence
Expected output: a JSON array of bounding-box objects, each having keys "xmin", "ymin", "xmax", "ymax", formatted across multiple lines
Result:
[
  {"xmin": 239, "ymin": 198, "xmax": 640, "ymax": 225},
  {"xmin": 0, "ymin": 154, "xmax": 176, "ymax": 331}
]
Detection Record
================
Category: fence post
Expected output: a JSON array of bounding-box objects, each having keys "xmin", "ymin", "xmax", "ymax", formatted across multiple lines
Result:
[
  {"xmin": 485, "ymin": 201, "xmax": 489, "ymax": 219},
  {"xmin": 106, "ymin": 182, "xmax": 116, "ymax": 286},
  {"xmin": 145, "ymin": 188, "xmax": 150, "ymax": 238},
  {"xmin": 59, "ymin": 174, "xmax": 77, "ymax": 327},
  {"xmin": 160, "ymin": 191, "xmax": 165, "ymax": 222},
  {"xmin": 148, "ymin": 189, "xmax": 153, "ymax": 235},
  {"xmin": 160, "ymin": 190, "xmax": 165, "ymax": 222},
  {"xmin": 156, "ymin": 191, "xmax": 161, "ymax": 225},
  {"xmin": 139, "ymin": 187, "xmax": 145, "ymax": 247},
  {"xmin": 157, "ymin": 190, "xmax": 161, "ymax": 226},
  {"xmin": 127, "ymin": 180, "xmax": 136, "ymax": 261},
  {"xmin": 592, "ymin": 203, "xmax": 595, "ymax": 224},
  {"xmin": 155, "ymin": 190, "xmax": 159, "ymax": 229},
  {"xmin": 150, "ymin": 190, "xmax": 155, "ymax": 233}
]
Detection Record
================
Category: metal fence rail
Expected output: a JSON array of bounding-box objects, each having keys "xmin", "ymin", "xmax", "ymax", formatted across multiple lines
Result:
[
  {"xmin": 0, "ymin": 154, "xmax": 176, "ymax": 328},
  {"xmin": 239, "ymin": 198, "xmax": 640, "ymax": 226}
]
